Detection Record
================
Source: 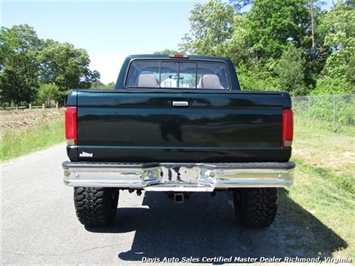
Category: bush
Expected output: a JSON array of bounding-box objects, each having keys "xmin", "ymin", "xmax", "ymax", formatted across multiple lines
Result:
[
  {"xmin": 37, "ymin": 84, "xmax": 59, "ymax": 107},
  {"xmin": 312, "ymin": 76, "xmax": 350, "ymax": 95}
]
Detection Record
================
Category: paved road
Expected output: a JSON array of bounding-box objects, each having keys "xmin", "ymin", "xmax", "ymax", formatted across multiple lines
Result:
[{"xmin": 1, "ymin": 144, "xmax": 348, "ymax": 265}]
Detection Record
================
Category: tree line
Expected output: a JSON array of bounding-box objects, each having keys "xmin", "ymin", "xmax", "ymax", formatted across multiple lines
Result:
[
  {"xmin": 1, "ymin": 0, "xmax": 354, "ymax": 108},
  {"xmin": 179, "ymin": 0, "xmax": 355, "ymax": 96},
  {"xmin": 0, "ymin": 24, "xmax": 100, "ymax": 108}
]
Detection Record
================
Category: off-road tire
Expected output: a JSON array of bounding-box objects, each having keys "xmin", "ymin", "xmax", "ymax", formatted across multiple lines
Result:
[
  {"xmin": 74, "ymin": 187, "xmax": 119, "ymax": 226},
  {"xmin": 233, "ymin": 188, "xmax": 278, "ymax": 228}
]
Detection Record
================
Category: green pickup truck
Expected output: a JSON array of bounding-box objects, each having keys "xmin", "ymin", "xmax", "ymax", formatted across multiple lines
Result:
[{"xmin": 62, "ymin": 54, "xmax": 295, "ymax": 228}]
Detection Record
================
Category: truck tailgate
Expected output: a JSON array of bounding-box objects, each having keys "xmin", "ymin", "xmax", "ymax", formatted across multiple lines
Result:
[{"xmin": 67, "ymin": 90, "xmax": 292, "ymax": 163}]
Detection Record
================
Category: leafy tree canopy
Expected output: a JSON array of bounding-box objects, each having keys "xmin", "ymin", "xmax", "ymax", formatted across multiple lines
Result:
[
  {"xmin": 0, "ymin": 24, "xmax": 100, "ymax": 106},
  {"xmin": 39, "ymin": 39, "xmax": 100, "ymax": 94},
  {"xmin": 0, "ymin": 24, "xmax": 41, "ymax": 105},
  {"xmin": 320, "ymin": 0, "xmax": 355, "ymax": 92},
  {"xmin": 180, "ymin": 0, "xmax": 355, "ymax": 95},
  {"xmin": 37, "ymin": 84, "xmax": 59, "ymax": 107},
  {"xmin": 180, "ymin": 0, "xmax": 234, "ymax": 55}
]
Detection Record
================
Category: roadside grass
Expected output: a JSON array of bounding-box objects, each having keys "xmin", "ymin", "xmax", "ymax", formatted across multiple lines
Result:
[
  {"xmin": 1, "ymin": 120, "xmax": 64, "ymax": 161},
  {"xmin": 0, "ymin": 110, "xmax": 65, "ymax": 162},
  {"xmin": 284, "ymin": 121, "xmax": 355, "ymax": 258}
]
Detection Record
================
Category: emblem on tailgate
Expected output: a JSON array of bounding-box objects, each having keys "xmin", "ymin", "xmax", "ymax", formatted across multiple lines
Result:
[{"xmin": 79, "ymin": 152, "xmax": 93, "ymax": 158}]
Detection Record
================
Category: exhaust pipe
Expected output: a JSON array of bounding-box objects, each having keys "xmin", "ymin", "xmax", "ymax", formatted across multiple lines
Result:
[{"xmin": 174, "ymin": 193, "xmax": 184, "ymax": 204}]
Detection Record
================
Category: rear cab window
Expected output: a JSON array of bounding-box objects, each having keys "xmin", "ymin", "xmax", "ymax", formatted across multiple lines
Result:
[{"xmin": 125, "ymin": 59, "xmax": 230, "ymax": 90}]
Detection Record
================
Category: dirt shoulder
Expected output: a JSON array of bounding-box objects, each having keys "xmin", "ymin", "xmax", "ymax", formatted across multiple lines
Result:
[{"xmin": 0, "ymin": 108, "xmax": 65, "ymax": 132}]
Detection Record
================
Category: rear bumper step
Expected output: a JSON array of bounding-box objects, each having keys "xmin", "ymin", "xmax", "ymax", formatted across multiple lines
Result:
[{"xmin": 63, "ymin": 161, "xmax": 295, "ymax": 191}]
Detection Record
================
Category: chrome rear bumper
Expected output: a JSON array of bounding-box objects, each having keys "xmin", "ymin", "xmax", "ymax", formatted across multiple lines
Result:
[{"xmin": 63, "ymin": 161, "xmax": 295, "ymax": 192}]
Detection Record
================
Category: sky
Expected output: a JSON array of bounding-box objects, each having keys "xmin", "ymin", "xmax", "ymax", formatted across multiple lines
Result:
[
  {"xmin": 1, "ymin": 0, "xmax": 335, "ymax": 84},
  {"xmin": 1, "ymin": 0, "xmax": 206, "ymax": 84}
]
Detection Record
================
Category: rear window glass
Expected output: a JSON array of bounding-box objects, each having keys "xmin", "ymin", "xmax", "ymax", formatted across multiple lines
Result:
[{"xmin": 125, "ymin": 60, "xmax": 230, "ymax": 90}]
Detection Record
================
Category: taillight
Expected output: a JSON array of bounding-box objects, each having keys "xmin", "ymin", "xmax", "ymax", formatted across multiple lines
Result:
[
  {"xmin": 169, "ymin": 54, "xmax": 189, "ymax": 59},
  {"xmin": 282, "ymin": 109, "xmax": 293, "ymax": 147},
  {"xmin": 65, "ymin": 107, "xmax": 77, "ymax": 146}
]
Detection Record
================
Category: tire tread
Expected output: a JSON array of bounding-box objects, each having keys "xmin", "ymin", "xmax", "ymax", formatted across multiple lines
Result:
[
  {"xmin": 74, "ymin": 187, "xmax": 118, "ymax": 226},
  {"xmin": 233, "ymin": 188, "xmax": 278, "ymax": 228}
]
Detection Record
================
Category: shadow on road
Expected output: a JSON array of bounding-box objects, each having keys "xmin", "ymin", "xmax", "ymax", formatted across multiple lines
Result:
[{"xmin": 86, "ymin": 189, "xmax": 347, "ymax": 263}]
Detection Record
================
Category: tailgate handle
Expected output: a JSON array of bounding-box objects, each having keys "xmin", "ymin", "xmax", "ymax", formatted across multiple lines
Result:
[{"xmin": 172, "ymin": 101, "xmax": 189, "ymax": 107}]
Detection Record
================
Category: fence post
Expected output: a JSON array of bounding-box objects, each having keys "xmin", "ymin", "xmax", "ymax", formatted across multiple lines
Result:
[
  {"xmin": 333, "ymin": 95, "xmax": 337, "ymax": 131},
  {"xmin": 308, "ymin": 95, "xmax": 311, "ymax": 123}
]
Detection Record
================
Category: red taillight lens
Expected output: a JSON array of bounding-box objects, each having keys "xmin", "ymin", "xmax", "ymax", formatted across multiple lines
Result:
[
  {"xmin": 65, "ymin": 107, "xmax": 77, "ymax": 146},
  {"xmin": 282, "ymin": 109, "xmax": 293, "ymax": 147},
  {"xmin": 169, "ymin": 54, "xmax": 189, "ymax": 58}
]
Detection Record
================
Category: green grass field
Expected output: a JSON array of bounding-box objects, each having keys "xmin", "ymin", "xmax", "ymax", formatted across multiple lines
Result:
[
  {"xmin": 285, "ymin": 120, "xmax": 355, "ymax": 258},
  {"xmin": 0, "ymin": 109, "xmax": 65, "ymax": 161},
  {"xmin": 0, "ymin": 120, "xmax": 64, "ymax": 161}
]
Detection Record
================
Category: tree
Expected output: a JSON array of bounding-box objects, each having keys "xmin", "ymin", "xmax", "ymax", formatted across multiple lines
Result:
[
  {"xmin": 180, "ymin": 0, "xmax": 234, "ymax": 55},
  {"xmin": 105, "ymin": 82, "xmax": 115, "ymax": 89},
  {"xmin": 275, "ymin": 45, "xmax": 306, "ymax": 95},
  {"xmin": 39, "ymin": 40, "xmax": 101, "ymax": 98},
  {"xmin": 311, "ymin": 0, "xmax": 355, "ymax": 94},
  {"xmin": 222, "ymin": 12, "xmax": 251, "ymax": 67},
  {"xmin": 306, "ymin": 1, "xmax": 330, "ymax": 70},
  {"xmin": 0, "ymin": 24, "xmax": 101, "ymax": 106},
  {"xmin": 229, "ymin": 0, "xmax": 253, "ymax": 12},
  {"xmin": 37, "ymin": 84, "xmax": 59, "ymax": 107},
  {"xmin": 319, "ymin": 0, "xmax": 355, "ymax": 92},
  {"xmin": 179, "ymin": 0, "xmax": 353, "ymax": 95},
  {"xmin": 300, "ymin": 5, "xmax": 332, "ymax": 91},
  {"xmin": 0, "ymin": 68, "xmax": 23, "ymax": 106},
  {"xmin": 238, "ymin": 0, "xmax": 329, "ymax": 94},
  {"xmin": 91, "ymin": 80, "xmax": 115, "ymax": 89},
  {"xmin": 0, "ymin": 24, "xmax": 41, "ymax": 106},
  {"xmin": 246, "ymin": 0, "xmax": 310, "ymax": 61}
]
